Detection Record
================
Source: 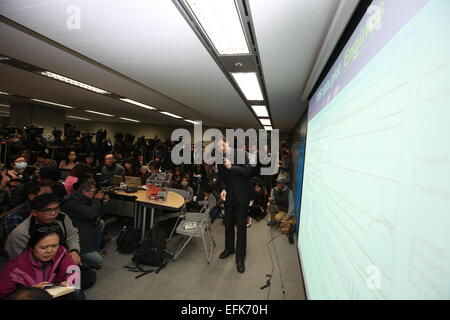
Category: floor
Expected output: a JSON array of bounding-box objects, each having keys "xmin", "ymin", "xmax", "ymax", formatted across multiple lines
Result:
[{"xmin": 0, "ymin": 215, "xmax": 306, "ymax": 300}]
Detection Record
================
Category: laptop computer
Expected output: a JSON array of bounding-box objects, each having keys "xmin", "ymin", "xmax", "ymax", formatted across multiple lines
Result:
[
  {"xmin": 111, "ymin": 175, "xmax": 123, "ymax": 186},
  {"xmin": 125, "ymin": 176, "xmax": 141, "ymax": 192}
]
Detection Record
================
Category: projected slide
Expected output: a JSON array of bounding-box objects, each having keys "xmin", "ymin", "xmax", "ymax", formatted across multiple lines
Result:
[{"xmin": 299, "ymin": 0, "xmax": 450, "ymax": 299}]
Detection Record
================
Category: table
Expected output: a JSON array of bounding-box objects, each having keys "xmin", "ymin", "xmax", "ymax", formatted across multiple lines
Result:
[{"xmin": 115, "ymin": 190, "xmax": 185, "ymax": 242}]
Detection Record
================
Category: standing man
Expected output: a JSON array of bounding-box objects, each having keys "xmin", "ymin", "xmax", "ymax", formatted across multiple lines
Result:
[{"xmin": 217, "ymin": 139, "xmax": 252, "ymax": 273}]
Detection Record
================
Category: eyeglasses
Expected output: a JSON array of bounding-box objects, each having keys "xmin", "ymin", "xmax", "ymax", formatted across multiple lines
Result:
[
  {"xmin": 39, "ymin": 207, "xmax": 60, "ymax": 215},
  {"xmin": 36, "ymin": 225, "xmax": 61, "ymax": 233}
]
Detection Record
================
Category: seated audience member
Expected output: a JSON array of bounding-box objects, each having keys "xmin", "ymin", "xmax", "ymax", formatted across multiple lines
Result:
[
  {"xmin": 0, "ymin": 225, "xmax": 84, "ymax": 300},
  {"xmin": 114, "ymin": 151, "xmax": 124, "ymax": 166},
  {"xmin": 34, "ymin": 150, "xmax": 57, "ymax": 169},
  {"xmin": 5, "ymin": 193, "xmax": 81, "ymax": 265},
  {"xmin": 124, "ymin": 157, "xmax": 139, "ymax": 177},
  {"xmin": 64, "ymin": 163, "xmax": 92, "ymax": 196},
  {"xmin": 1, "ymin": 155, "xmax": 27, "ymax": 192},
  {"xmin": 247, "ymin": 181, "xmax": 268, "ymax": 226},
  {"xmin": 180, "ymin": 176, "xmax": 194, "ymax": 201},
  {"xmin": 59, "ymin": 150, "xmax": 78, "ymax": 171},
  {"xmin": 38, "ymin": 167, "xmax": 67, "ymax": 200},
  {"xmin": 83, "ymin": 153, "xmax": 99, "ymax": 173},
  {"xmin": 171, "ymin": 167, "xmax": 183, "ymax": 187},
  {"xmin": 139, "ymin": 165, "xmax": 150, "ymax": 185},
  {"xmin": 187, "ymin": 184, "xmax": 216, "ymax": 212},
  {"xmin": 136, "ymin": 154, "xmax": 145, "ymax": 168},
  {"xmin": 5, "ymin": 287, "xmax": 53, "ymax": 300},
  {"xmin": 61, "ymin": 180, "xmax": 109, "ymax": 269},
  {"xmin": 267, "ymin": 176, "xmax": 294, "ymax": 226},
  {"xmin": 1, "ymin": 183, "xmax": 53, "ymax": 235},
  {"xmin": 100, "ymin": 153, "xmax": 125, "ymax": 185}
]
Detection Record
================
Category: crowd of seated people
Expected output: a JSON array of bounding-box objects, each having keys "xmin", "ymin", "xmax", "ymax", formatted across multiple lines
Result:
[{"xmin": 0, "ymin": 126, "xmax": 293, "ymax": 299}]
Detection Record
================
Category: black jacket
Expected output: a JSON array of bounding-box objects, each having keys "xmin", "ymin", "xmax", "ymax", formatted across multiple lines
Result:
[
  {"xmin": 217, "ymin": 148, "xmax": 252, "ymax": 206},
  {"xmin": 61, "ymin": 191, "xmax": 102, "ymax": 254}
]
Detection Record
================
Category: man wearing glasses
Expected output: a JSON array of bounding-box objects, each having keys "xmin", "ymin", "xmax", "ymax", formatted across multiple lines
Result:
[{"xmin": 5, "ymin": 193, "xmax": 81, "ymax": 265}]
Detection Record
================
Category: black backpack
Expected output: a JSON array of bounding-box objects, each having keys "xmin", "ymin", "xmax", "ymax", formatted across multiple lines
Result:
[
  {"xmin": 116, "ymin": 226, "xmax": 141, "ymax": 254},
  {"xmin": 124, "ymin": 225, "xmax": 169, "ymax": 279}
]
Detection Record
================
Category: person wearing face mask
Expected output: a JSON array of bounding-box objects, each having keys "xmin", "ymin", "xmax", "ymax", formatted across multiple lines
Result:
[
  {"xmin": 1, "ymin": 155, "xmax": 27, "ymax": 192},
  {"xmin": 179, "ymin": 176, "xmax": 194, "ymax": 201},
  {"xmin": 0, "ymin": 225, "xmax": 84, "ymax": 300}
]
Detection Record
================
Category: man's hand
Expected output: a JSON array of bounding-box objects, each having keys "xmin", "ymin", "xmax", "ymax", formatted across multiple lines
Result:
[
  {"xmin": 223, "ymin": 158, "xmax": 232, "ymax": 169},
  {"xmin": 220, "ymin": 190, "xmax": 227, "ymax": 201},
  {"xmin": 69, "ymin": 251, "xmax": 81, "ymax": 265},
  {"xmin": 95, "ymin": 191, "xmax": 105, "ymax": 200},
  {"xmin": 60, "ymin": 281, "xmax": 68, "ymax": 287},
  {"xmin": 33, "ymin": 282, "xmax": 51, "ymax": 289}
]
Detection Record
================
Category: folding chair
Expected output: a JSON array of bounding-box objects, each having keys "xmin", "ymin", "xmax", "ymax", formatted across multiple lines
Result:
[
  {"xmin": 164, "ymin": 188, "xmax": 189, "ymax": 240},
  {"xmin": 172, "ymin": 201, "xmax": 216, "ymax": 264}
]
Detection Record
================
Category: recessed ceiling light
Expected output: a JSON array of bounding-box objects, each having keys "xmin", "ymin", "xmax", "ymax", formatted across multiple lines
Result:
[
  {"xmin": 119, "ymin": 98, "xmax": 156, "ymax": 110},
  {"xmin": 67, "ymin": 116, "xmax": 90, "ymax": 121},
  {"xmin": 183, "ymin": 0, "xmax": 249, "ymax": 55},
  {"xmin": 119, "ymin": 117, "xmax": 140, "ymax": 123},
  {"xmin": 40, "ymin": 71, "xmax": 110, "ymax": 95},
  {"xmin": 184, "ymin": 119, "xmax": 200, "ymax": 124},
  {"xmin": 85, "ymin": 110, "xmax": 114, "ymax": 117},
  {"xmin": 31, "ymin": 99, "xmax": 75, "ymax": 109},
  {"xmin": 231, "ymin": 72, "xmax": 264, "ymax": 101},
  {"xmin": 251, "ymin": 105, "xmax": 269, "ymax": 117},
  {"xmin": 264, "ymin": 126, "xmax": 273, "ymax": 131},
  {"xmin": 259, "ymin": 118, "xmax": 271, "ymax": 126},
  {"xmin": 160, "ymin": 111, "xmax": 182, "ymax": 119},
  {"xmin": 0, "ymin": 91, "xmax": 10, "ymax": 95}
]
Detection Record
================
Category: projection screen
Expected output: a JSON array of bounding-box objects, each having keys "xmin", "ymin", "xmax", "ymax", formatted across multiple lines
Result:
[{"xmin": 299, "ymin": 0, "xmax": 450, "ymax": 299}]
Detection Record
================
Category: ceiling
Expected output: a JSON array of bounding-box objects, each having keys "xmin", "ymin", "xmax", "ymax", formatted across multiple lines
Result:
[{"xmin": 0, "ymin": 0, "xmax": 355, "ymax": 133}]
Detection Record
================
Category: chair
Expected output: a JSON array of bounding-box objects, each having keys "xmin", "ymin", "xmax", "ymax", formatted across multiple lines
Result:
[
  {"xmin": 164, "ymin": 188, "xmax": 189, "ymax": 240},
  {"xmin": 172, "ymin": 201, "xmax": 216, "ymax": 264}
]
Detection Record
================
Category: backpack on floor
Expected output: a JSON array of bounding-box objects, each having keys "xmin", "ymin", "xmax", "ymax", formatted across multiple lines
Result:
[
  {"xmin": 116, "ymin": 226, "xmax": 141, "ymax": 254},
  {"xmin": 124, "ymin": 225, "xmax": 169, "ymax": 279}
]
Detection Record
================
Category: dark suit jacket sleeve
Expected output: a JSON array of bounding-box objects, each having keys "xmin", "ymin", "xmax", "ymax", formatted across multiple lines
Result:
[
  {"xmin": 218, "ymin": 165, "xmax": 227, "ymax": 192},
  {"xmin": 228, "ymin": 150, "xmax": 252, "ymax": 177}
]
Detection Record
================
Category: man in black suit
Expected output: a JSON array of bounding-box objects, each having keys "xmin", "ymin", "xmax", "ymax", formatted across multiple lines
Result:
[{"xmin": 216, "ymin": 139, "xmax": 252, "ymax": 273}]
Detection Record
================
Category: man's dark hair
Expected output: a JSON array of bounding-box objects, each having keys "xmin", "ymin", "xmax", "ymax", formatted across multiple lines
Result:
[
  {"xmin": 69, "ymin": 163, "xmax": 91, "ymax": 178},
  {"xmin": 5, "ymin": 287, "xmax": 53, "ymax": 300},
  {"xmin": 77, "ymin": 179, "xmax": 96, "ymax": 193},
  {"xmin": 37, "ymin": 150, "xmax": 52, "ymax": 159},
  {"xmin": 39, "ymin": 167, "xmax": 62, "ymax": 181}
]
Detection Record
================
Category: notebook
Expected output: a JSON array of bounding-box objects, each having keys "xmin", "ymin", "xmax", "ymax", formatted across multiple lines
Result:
[{"xmin": 45, "ymin": 286, "xmax": 76, "ymax": 298}]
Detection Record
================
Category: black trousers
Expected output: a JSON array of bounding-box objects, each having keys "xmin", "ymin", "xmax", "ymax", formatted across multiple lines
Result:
[{"xmin": 224, "ymin": 200, "xmax": 247, "ymax": 262}]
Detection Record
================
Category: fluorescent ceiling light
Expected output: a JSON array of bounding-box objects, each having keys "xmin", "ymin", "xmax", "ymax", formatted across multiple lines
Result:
[
  {"xmin": 119, "ymin": 117, "xmax": 140, "ymax": 123},
  {"xmin": 67, "ymin": 115, "xmax": 90, "ymax": 121},
  {"xmin": 31, "ymin": 99, "xmax": 75, "ymax": 109},
  {"xmin": 0, "ymin": 104, "xmax": 10, "ymax": 108},
  {"xmin": 231, "ymin": 72, "xmax": 264, "ymax": 101},
  {"xmin": 0, "ymin": 91, "xmax": 9, "ymax": 95},
  {"xmin": 184, "ymin": 0, "xmax": 249, "ymax": 55},
  {"xmin": 160, "ymin": 111, "xmax": 182, "ymax": 119},
  {"xmin": 184, "ymin": 119, "xmax": 200, "ymax": 125},
  {"xmin": 251, "ymin": 105, "xmax": 269, "ymax": 117},
  {"xmin": 85, "ymin": 110, "xmax": 114, "ymax": 117},
  {"xmin": 259, "ymin": 118, "xmax": 271, "ymax": 126},
  {"xmin": 40, "ymin": 71, "xmax": 110, "ymax": 95},
  {"xmin": 264, "ymin": 126, "xmax": 273, "ymax": 131},
  {"xmin": 119, "ymin": 98, "xmax": 156, "ymax": 110}
]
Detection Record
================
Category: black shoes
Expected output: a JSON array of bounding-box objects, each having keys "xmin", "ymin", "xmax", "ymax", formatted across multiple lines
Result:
[
  {"xmin": 236, "ymin": 260, "xmax": 245, "ymax": 273},
  {"xmin": 219, "ymin": 249, "xmax": 235, "ymax": 259}
]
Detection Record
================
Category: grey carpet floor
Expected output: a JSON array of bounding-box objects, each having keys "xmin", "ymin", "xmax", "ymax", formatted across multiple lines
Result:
[{"xmin": 84, "ymin": 216, "xmax": 306, "ymax": 300}]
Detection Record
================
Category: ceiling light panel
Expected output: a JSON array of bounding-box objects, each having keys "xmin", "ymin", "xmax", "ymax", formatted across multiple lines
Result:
[
  {"xmin": 259, "ymin": 118, "xmax": 271, "ymax": 126},
  {"xmin": 184, "ymin": 0, "xmax": 250, "ymax": 55},
  {"xmin": 160, "ymin": 111, "xmax": 182, "ymax": 119},
  {"xmin": 40, "ymin": 71, "xmax": 110, "ymax": 94},
  {"xmin": 264, "ymin": 126, "xmax": 273, "ymax": 131},
  {"xmin": 85, "ymin": 110, "xmax": 114, "ymax": 117},
  {"xmin": 31, "ymin": 99, "xmax": 75, "ymax": 109},
  {"xmin": 67, "ymin": 116, "xmax": 90, "ymax": 121},
  {"xmin": 231, "ymin": 72, "xmax": 264, "ymax": 101},
  {"xmin": 251, "ymin": 105, "xmax": 269, "ymax": 117},
  {"xmin": 119, "ymin": 98, "xmax": 156, "ymax": 110},
  {"xmin": 119, "ymin": 117, "xmax": 140, "ymax": 122}
]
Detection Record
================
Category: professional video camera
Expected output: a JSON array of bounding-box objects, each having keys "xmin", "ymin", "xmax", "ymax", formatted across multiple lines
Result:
[
  {"xmin": 96, "ymin": 129, "xmax": 107, "ymax": 144},
  {"xmin": 0, "ymin": 125, "xmax": 17, "ymax": 140},
  {"xmin": 24, "ymin": 125, "xmax": 47, "ymax": 151}
]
